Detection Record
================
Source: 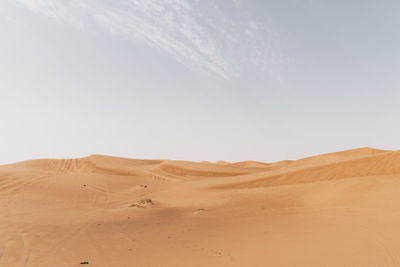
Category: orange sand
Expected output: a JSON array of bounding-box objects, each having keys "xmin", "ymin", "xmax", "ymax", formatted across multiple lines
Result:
[{"xmin": 1, "ymin": 148, "xmax": 400, "ymax": 266}]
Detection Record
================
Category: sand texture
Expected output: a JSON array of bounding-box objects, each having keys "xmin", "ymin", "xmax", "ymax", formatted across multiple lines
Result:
[{"xmin": 2, "ymin": 148, "xmax": 400, "ymax": 266}]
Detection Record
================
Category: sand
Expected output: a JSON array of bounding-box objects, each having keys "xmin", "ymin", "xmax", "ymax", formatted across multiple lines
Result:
[{"xmin": 2, "ymin": 147, "xmax": 400, "ymax": 266}]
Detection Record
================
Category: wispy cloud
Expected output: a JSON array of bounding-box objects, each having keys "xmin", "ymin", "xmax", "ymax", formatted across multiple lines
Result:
[{"xmin": 13, "ymin": 0, "xmax": 279, "ymax": 80}]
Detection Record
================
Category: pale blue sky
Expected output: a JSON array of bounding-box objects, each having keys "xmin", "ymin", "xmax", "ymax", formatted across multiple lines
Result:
[{"xmin": 1, "ymin": 0, "xmax": 399, "ymax": 164}]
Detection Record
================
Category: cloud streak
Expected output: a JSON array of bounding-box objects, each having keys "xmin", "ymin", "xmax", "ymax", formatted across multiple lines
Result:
[{"xmin": 14, "ymin": 0, "xmax": 278, "ymax": 80}]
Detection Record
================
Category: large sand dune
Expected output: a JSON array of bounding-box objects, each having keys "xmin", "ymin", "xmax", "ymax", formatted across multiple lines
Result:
[{"xmin": 2, "ymin": 148, "xmax": 400, "ymax": 266}]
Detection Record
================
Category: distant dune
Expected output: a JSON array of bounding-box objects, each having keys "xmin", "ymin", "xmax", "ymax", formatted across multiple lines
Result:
[{"xmin": 1, "ymin": 148, "xmax": 400, "ymax": 266}]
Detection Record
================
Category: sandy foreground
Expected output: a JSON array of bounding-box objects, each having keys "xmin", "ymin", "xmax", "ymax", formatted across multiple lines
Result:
[{"xmin": 2, "ymin": 148, "xmax": 400, "ymax": 266}]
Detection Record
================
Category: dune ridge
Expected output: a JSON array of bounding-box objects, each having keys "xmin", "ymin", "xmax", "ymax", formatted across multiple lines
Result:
[{"xmin": 1, "ymin": 147, "xmax": 400, "ymax": 266}]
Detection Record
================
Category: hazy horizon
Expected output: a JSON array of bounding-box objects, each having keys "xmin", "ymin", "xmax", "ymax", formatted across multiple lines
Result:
[{"xmin": 1, "ymin": 0, "xmax": 400, "ymax": 164}]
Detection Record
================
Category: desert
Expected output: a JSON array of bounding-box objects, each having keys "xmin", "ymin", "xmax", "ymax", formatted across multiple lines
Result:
[
  {"xmin": 3, "ymin": 1, "xmax": 400, "ymax": 266},
  {"xmin": 2, "ymin": 148, "xmax": 400, "ymax": 266}
]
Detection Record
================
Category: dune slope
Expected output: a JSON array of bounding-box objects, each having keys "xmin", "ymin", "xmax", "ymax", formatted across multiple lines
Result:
[{"xmin": 1, "ymin": 148, "xmax": 400, "ymax": 266}]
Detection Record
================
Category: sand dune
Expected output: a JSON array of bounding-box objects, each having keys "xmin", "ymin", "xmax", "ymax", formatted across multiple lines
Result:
[{"xmin": 2, "ymin": 148, "xmax": 400, "ymax": 266}]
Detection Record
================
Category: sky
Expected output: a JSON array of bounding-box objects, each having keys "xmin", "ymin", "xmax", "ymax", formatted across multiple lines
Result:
[{"xmin": 1, "ymin": 0, "xmax": 400, "ymax": 164}]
